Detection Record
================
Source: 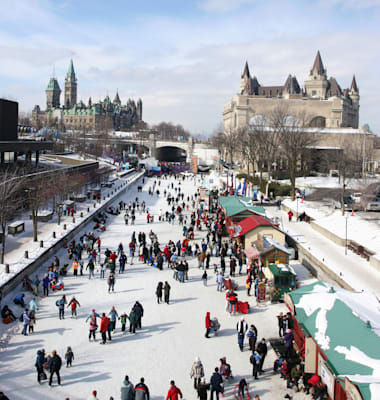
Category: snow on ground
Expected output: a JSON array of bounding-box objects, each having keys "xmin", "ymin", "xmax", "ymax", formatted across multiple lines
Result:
[
  {"xmin": 282, "ymin": 197, "xmax": 380, "ymax": 256},
  {"xmin": 276, "ymin": 176, "xmax": 380, "ymax": 190},
  {"xmin": 265, "ymin": 206, "xmax": 380, "ymax": 296},
  {"xmin": 0, "ymin": 175, "xmax": 311, "ymax": 400}
]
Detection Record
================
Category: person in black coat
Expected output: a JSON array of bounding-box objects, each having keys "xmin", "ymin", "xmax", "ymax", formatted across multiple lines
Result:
[
  {"xmin": 257, "ymin": 338, "xmax": 268, "ymax": 373},
  {"xmin": 164, "ymin": 282, "xmax": 171, "ymax": 304},
  {"xmin": 197, "ymin": 378, "xmax": 210, "ymax": 400},
  {"xmin": 210, "ymin": 368, "xmax": 223, "ymax": 400},
  {"xmin": 35, "ymin": 349, "xmax": 46, "ymax": 383},
  {"xmin": 156, "ymin": 282, "xmax": 163, "ymax": 304},
  {"xmin": 48, "ymin": 350, "xmax": 62, "ymax": 386},
  {"xmin": 134, "ymin": 301, "xmax": 144, "ymax": 329}
]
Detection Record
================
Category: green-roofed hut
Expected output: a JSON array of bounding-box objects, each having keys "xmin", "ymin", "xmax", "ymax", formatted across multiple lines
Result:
[{"xmin": 284, "ymin": 281, "xmax": 380, "ymax": 400}]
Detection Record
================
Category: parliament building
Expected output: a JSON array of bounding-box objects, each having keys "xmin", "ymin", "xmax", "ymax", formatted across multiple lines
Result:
[{"xmin": 32, "ymin": 60, "xmax": 143, "ymax": 131}]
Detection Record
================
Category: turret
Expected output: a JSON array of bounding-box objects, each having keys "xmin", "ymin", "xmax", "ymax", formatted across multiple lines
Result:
[
  {"xmin": 113, "ymin": 90, "xmax": 121, "ymax": 105},
  {"xmin": 137, "ymin": 98, "xmax": 143, "ymax": 120},
  {"xmin": 46, "ymin": 77, "xmax": 61, "ymax": 109},
  {"xmin": 304, "ymin": 50, "xmax": 328, "ymax": 98},
  {"xmin": 350, "ymin": 75, "xmax": 359, "ymax": 102},
  {"xmin": 240, "ymin": 61, "xmax": 251, "ymax": 94}
]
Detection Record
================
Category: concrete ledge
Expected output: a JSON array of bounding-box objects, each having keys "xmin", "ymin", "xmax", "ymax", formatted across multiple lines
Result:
[
  {"xmin": 0, "ymin": 172, "xmax": 143, "ymax": 297},
  {"xmin": 370, "ymin": 256, "xmax": 380, "ymax": 272},
  {"xmin": 310, "ymin": 221, "xmax": 345, "ymax": 247},
  {"xmin": 297, "ymin": 244, "xmax": 354, "ymax": 291}
]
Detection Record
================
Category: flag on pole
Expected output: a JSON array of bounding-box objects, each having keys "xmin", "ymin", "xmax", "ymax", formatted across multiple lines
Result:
[{"xmin": 242, "ymin": 178, "xmax": 247, "ymax": 195}]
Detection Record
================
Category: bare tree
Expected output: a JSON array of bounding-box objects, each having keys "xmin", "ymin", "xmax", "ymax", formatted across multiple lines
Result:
[
  {"xmin": 273, "ymin": 106, "xmax": 316, "ymax": 200},
  {"xmin": 0, "ymin": 169, "xmax": 25, "ymax": 263},
  {"xmin": 222, "ymin": 127, "xmax": 241, "ymax": 164},
  {"xmin": 25, "ymin": 175, "xmax": 56, "ymax": 242}
]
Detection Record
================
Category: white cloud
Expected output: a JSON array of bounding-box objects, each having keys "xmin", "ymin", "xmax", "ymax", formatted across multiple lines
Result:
[
  {"xmin": 318, "ymin": 0, "xmax": 380, "ymax": 8},
  {"xmin": 198, "ymin": 0, "xmax": 255, "ymax": 12}
]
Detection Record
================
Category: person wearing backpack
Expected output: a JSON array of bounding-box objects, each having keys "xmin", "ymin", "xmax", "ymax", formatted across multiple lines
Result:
[{"xmin": 57, "ymin": 295, "xmax": 67, "ymax": 320}]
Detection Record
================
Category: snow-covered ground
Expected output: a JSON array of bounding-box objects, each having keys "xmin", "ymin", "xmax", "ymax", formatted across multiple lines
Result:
[
  {"xmin": 0, "ymin": 175, "xmax": 312, "ymax": 400},
  {"xmin": 276, "ymin": 175, "xmax": 380, "ymax": 190},
  {"xmin": 282, "ymin": 198, "xmax": 380, "ymax": 256}
]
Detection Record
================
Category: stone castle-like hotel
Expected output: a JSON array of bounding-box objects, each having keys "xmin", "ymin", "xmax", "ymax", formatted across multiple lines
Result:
[
  {"xmin": 32, "ymin": 59, "xmax": 143, "ymax": 131},
  {"xmin": 223, "ymin": 51, "xmax": 359, "ymax": 130}
]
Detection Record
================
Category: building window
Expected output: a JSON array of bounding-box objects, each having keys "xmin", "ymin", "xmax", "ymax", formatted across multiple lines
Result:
[{"xmin": 312, "ymin": 90, "xmax": 317, "ymax": 96}]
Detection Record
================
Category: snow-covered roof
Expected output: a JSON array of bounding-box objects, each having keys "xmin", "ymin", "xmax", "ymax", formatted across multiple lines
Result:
[
  {"xmin": 263, "ymin": 237, "xmax": 291, "ymax": 254},
  {"xmin": 288, "ymin": 281, "xmax": 380, "ymax": 399}
]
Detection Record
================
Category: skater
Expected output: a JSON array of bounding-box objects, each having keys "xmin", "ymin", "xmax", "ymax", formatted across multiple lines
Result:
[
  {"xmin": 108, "ymin": 272, "xmax": 115, "ymax": 293},
  {"xmin": 164, "ymin": 281, "xmax": 171, "ymax": 304},
  {"xmin": 87, "ymin": 259, "xmax": 95, "ymax": 279},
  {"xmin": 35, "ymin": 349, "xmax": 47, "ymax": 383},
  {"xmin": 247, "ymin": 325, "xmax": 258, "ymax": 351},
  {"xmin": 20, "ymin": 308, "xmax": 30, "ymax": 336},
  {"xmin": 197, "ymin": 378, "xmax": 210, "ymax": 400},
  {"xmin": 250, "ymin": 350, "xmax": 261, "ymax": 379},
  {"xmin": 65, "ymin": 346, "xmax": 74, "ymax": 367},
  {"xmin": 216, "ymin": 272, "xmax": 223, "ymax": 292},
  {"xmin": 57, "ymin": 295, "xmax": 67, "ymax": 320},
  {"xmin": 100, "ymin": 262, "xmax": 106, "ymax": 279},
  {"xmin": 108, "ymin": 306, "xmax": 119, "ymax": 331},
  {"xmin": 43, "ymin": 274, "xmax": 50, "ymax": 296},
  {"xmin": 68, "ymin": 297, "xmax": 80, "ymax": 318},
  {"xmin": 210, "ymin": 368, "xmax": 223, "ymax": 400},
  {"xmin": 48, "ymin": 350, "xmax": 62, "ymax": 386},
  {"xmin": 100, "ymin": 313, "xmax": 110, "ymax": 344},
  {"xmin": 236, "ymin": 317, "xmax": 248, "ymax": 351},
  {"xmin": 277, "ymin": 312, "xmax": 285, "ymax": 337},
  {"xmin": 165, "ymin": 380, "xmax": 183, "ymax": 400},
  {"xmin": 190, "ymin": 357, "xmax": 204, "ymax": 390},
  {"xmin": 201, "ymin": 270, "xmax": 207, "ymax": 286},
  {"xmin": 134, "ymin": 301, "xmax": 144, "ymax": 329},
  {"xmin": 128, "ymin": 308, "xmax": 138, "ymax": 334},
  {"xmin": 121, "ymin": 375, "xmax": 135, "ymax": 400},
  {"xmin": 135, "ymin": 377, "xmax": 150, "ymax": 400},
  {"xmin": 88, "ymin": 314, "xmax": 98, "ymax": 341},
  {"xmin": 257, "ymin": 338, "xmax": 268, "ymax": 372},
  {"xmin": 205, "ymin": 312, "xmax": 212, "ymax": 338},
  {"xmin": 156, "ymin": 282, "xmax": 163, "ymax": 304},
  {"xmin": 120, "ymin": 312, "xmax": 128, "ymax": 332}
]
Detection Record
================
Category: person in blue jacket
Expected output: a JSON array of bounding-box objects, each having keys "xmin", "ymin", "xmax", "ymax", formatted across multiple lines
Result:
[
  {"xmin": 35, "ymin": 349, "xmax": 47, "ymax": 383},
  {"xmin": 43, "ymin": 274, "xmax": 50, "ymax": 297},
  {"xmin": 57, "ymin": 295, "xmax": 67, "ymax": 319},
  {"xmin": 13, "ymin": 293, "xmax": 25, "ymax": 308}
]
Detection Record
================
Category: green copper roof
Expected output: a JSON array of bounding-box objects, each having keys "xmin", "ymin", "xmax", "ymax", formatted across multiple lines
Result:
[
  {"xmin": 67, "ymin": 59, "xmax": 75, "ymax": 77},
  {"xmin": 219, "ymin": 196, "xmax": 266, "ymax": 217},
  {"xmin": 46, "ymin": 78, "xmax": 61, "ymax": 92},
  {"xmin": 289, "ymin": 282, "xmax": 380, "ymax": 399}
]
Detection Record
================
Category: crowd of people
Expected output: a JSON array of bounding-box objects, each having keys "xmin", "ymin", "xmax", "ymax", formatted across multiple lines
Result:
[{"xmin": 0, "ymin": 172, "xmax": 322, "ymax": 399}]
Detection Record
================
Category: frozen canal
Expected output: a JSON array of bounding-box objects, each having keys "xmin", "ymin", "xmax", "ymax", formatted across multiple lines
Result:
[{"xmin": 0, "ymin": 175, "xmax": 309, "ymax": 400}]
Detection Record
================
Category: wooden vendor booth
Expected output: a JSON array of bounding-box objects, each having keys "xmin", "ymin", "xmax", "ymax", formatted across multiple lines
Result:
[{"xmin": 284, "ymin": 282, "xmax": 380, "ymax": 400}]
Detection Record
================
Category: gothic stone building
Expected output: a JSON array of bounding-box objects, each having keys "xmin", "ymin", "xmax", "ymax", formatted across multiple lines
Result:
[
  {"xmin": 32, "ymin": 60, "xmax": 143, "ymax": 131},
  {"xmin": 223, "ymin": 51, "xmax": 359, "ymax": 131}
]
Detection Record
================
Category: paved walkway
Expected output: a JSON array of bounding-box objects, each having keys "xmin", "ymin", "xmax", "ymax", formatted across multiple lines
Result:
[{"xmin": 265, "ymin": 207, "xmax": 380, "ymax": 296}]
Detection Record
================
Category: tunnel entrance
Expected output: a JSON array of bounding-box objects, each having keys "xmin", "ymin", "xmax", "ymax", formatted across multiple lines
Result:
[{"xmin": 155, "ymin": 146, "xmax": 186, "ymax": 162}]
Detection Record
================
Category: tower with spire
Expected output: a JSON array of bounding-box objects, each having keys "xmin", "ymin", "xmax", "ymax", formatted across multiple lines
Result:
[
  {"xmin": 113, "ymin": 90, "xmax": 121, "ymax": 106},
  {"xmin": 304, "ymin": 50, "xmax": 329, "ymax": 98},
  {"xmin": 45, "ymin": 76, "xmax": 61, "ymax": 109},
  {"xmin": 64, "ymin": 59, "xmax": 77, "ymax": 109}
]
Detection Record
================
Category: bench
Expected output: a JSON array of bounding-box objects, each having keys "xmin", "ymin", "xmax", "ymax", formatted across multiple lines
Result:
[
  {"xmin": 8, "ymin": 221, "xmax": 25, "ymax": 235},
  {"xmin": 348, "ymin": 241, "xmax": 360, "ymax": 254},
  {"xmin": 361, "ymin": 248, "xmax": 374, "ymax": 262}
]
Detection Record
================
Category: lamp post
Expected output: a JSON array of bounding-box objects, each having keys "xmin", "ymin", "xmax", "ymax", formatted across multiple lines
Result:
[
  {"xmin": 296, "ymin": 193, "xmax": 300, "ymax": 221},
  {"xmin": 57, "ymin": 205, "xmax": 63, "ymax": 226}
]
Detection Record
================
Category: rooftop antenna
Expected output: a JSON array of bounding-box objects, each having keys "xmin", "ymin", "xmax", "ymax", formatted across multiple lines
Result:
[{"xmin": 52, "ymin": 64, "xmax": 56, "ymax": 79}]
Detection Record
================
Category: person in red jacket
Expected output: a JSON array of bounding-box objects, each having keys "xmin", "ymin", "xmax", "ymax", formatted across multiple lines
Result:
[
  {"xmin": 100, "ymin": 313, "xmax": 110, "ymax": 344},
  {"xmin": 205, "ymin": 312, "xmax": 211, "ymax": 338},
  {"xmin": 166, "ymin": 380, "xmax": 183, "ymax": 400}
]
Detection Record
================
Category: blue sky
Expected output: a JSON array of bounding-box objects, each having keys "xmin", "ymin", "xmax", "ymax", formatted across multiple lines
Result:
[{"xmin": 1, "ymin": 0, "xmax": 380, "ymax": 134}]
